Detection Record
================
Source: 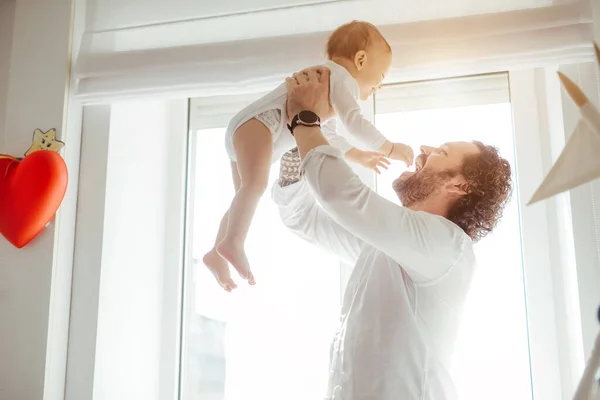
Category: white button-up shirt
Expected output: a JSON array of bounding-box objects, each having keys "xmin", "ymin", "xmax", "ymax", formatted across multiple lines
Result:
[{"xmin": 271, "ymin": 145, "xmax": 476, "ymax": 400}]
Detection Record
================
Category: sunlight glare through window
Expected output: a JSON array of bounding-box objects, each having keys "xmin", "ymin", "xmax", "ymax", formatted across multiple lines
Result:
[
  {"xmin": 186, "ymin": 128, "xmax": 341, "ymax": 400},
  {"xmin": 375, "ymin": 103, "xmax": 532, "ymax": 400}
]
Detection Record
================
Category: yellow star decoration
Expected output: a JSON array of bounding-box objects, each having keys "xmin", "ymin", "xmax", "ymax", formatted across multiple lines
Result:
[{"xmin": 24, "ymin": 128, "xmax": 65, "ymax": 157}]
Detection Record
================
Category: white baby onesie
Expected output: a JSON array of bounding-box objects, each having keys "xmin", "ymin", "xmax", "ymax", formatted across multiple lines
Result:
[{"xmin": 224, "ymin": 60, "xmax": 388, "ymax": 164}]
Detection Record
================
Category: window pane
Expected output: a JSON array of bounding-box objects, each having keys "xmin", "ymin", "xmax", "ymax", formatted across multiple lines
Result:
[
  {"xmin": 183, "ymin": 127, "xmax": 341, "ymax": 400},
  {"xmin": 375, "ymin": 103, "xmax": 533, "ymax": 400}
]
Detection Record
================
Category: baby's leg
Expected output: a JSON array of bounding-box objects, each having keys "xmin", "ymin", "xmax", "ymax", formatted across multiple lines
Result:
[
  {"xmin": 203, "ymin": 162, "xmax": 241, "ymax": 291},
  {"xmin": 216, "ymin": 118, "xmax": 273, "ymax": 284}
]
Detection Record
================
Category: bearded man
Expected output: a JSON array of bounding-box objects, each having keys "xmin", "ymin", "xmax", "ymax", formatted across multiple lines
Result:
[{"xmin": 271, "ymin": 67, "xmax": 513, "ymax": 399}]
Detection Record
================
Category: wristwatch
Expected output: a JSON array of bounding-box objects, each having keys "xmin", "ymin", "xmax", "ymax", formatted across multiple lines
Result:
[{"xmin": 287, "ymin": 110, "xmax": 321, "ymax": 135}]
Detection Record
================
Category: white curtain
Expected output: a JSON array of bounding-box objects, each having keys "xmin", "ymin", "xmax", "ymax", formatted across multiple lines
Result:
[{"xmin": 74, "ymin": 1, "xmax": 595, "ymax": 103}]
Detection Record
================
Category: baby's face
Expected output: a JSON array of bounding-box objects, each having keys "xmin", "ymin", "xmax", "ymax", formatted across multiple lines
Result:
[{"xmin": 355, "ymin": 45, "xmax": 392, "ymax": 101}]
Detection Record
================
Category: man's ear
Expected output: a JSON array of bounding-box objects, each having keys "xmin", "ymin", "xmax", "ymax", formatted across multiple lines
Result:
[
  {"xmin": 446, "ymin": 175, "xmax": 470, "ymax": 196},
  {"xmin": 354, "ymin": 51, "xmax": 367, "ymax": 70}
]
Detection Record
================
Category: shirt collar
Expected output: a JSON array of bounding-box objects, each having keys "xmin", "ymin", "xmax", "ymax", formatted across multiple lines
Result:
[{"xmin": 325, "ymin": 59, "xmax": 354, "ymax": 81}]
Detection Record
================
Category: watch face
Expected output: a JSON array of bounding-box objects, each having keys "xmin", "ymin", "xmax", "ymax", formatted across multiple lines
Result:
[{"xmin": 298, "ymin": 110, "xmax": 319, "ymax": 124}]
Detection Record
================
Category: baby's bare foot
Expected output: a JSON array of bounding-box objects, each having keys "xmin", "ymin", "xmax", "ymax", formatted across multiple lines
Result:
[
  {"xmin": 202, "ymin": 249, "xmax": 237, "ymax": 291},
  {"xmin": 216, "ymin": 240, "xmax": 256, "ymax": 285}
]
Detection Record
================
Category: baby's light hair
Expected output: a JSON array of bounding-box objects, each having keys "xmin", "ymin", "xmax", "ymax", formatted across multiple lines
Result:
[{"xmin": 326, "ymin": 20, "xmax": 391, "ymax": 60}]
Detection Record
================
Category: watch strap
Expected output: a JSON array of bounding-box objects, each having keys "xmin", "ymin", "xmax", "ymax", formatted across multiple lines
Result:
[{"xmin": 287, "ymin": 112, "xmax": 321, "ymax": 135}]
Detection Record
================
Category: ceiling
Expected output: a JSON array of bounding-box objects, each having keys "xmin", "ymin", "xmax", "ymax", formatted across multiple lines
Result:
[{"xmin": 87, "ymin": 0, "xmax": 563, "ymax": 43}]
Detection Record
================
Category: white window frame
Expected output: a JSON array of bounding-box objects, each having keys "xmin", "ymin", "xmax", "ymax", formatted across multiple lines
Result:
[
  {"xmin": 186, "ymin": 73, "xmax": 581, "ymax": 400},
  {"xmin": 508, "ymin": 69, "xmax": 567, "ymax": 399},
  {"xmin": 507, "ymin": 66, "xmax": 600, "ymax": 400},
  {"xmin": 180, "ymin": 101, "xmax": 201, "ymax": 398},
  {"xmin": 64, "ymin": 101, "xmax": 190, "ymax": 400},
  {"xmin": 63, "ymin": 69, "xmax": 588, "ymax": 400}
]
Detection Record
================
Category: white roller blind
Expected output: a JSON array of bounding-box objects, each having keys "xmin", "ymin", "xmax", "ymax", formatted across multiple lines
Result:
[
  {"xmin": 74, "ymin": 2, "xmax": 594, "ymax": 103},
  {"xmin": 375, "ymin": 73, "xmax": 510, "ymax": 114}
]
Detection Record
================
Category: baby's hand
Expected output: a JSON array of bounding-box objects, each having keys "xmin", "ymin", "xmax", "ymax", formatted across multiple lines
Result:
[
  {"xmin": 389, "ymin": 143, "xmax": 414, "ymax": 167},
  {"xmin": 345, "ymin": 148, "xmax": 390, "ymax": 174}
]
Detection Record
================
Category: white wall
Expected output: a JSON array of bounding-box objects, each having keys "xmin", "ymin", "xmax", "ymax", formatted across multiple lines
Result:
[
  {"xmin": 0, "ymin": 1, "xmax": 80, "ymax": 399},
  {"xmin": 0, "ymin": 0, "xmax": 15, "ymax": 151}
]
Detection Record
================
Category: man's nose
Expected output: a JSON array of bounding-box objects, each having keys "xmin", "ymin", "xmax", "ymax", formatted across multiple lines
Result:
[{"xmin": 420, "ymin": 145, "xmax": 438, "ymax": 155}]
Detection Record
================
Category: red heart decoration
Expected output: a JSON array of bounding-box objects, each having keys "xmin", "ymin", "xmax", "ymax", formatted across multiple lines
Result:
[{"xmin": 0, "ymin": 151, "xmax": 68, "ymax": 248}]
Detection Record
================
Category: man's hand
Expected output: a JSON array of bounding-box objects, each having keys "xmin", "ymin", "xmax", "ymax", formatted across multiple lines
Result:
[
  {"xmin": 345, "ymin": 148, "xmax": 391, "ymax": 174},
  {"xmin": 286, "ymin": 67, "xmax": 334, "ymax": 122}
]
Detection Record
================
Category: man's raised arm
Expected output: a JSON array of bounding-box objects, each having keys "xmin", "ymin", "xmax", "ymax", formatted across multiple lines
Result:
[
  {"xmin": 286, "ymin": 68, "xmax": 465, "ymax": 283},
  {"xmin": 272, "ymin": 149, "xmax": 364, "ymax": 266}
]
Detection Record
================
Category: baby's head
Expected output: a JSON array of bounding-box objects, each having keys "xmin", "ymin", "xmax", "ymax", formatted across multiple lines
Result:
[{"xmin": 326, "ymin": 21, "xmax": 392, "ymax": 101}]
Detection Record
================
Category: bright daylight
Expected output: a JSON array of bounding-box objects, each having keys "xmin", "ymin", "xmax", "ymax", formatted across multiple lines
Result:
[
  {"xmin": 187, "ymin": 101, "xmax": 531, "ymax": 400},
  {"xmin": 2, "ymin": 1, "xmax": 599, "ymax": 400}
]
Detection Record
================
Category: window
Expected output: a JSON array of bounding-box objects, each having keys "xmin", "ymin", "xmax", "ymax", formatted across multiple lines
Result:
[
  {"xmin": 64, "ymin": 72, "xmax": 574, "ymax": 400},
  {"xmin": 178, "ymin": 72, "xmax": 563, "ymax": 400},
  {"xmin": 181, "ymin": 123, "xmax": 341, "ymax": 400},
  {"xmin": 374, "ymin": 74, "xmax": 532, "ymax": 399}
]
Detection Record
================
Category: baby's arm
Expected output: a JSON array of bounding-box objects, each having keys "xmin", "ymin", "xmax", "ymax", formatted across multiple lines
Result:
[
  {"xmin": 330, "ymin": 79, "xmax": 413, "ymax": 166},
  {"xmin": 321, "ymin": 118, "xmax": 353, "ymax": 154},
  {"xmin": 322, "ymin": 119, "xmax": 390, "ymax": 174}
]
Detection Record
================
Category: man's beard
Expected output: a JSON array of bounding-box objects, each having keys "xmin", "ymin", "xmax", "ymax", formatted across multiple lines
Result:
[{"xmin": 393, "ymin": 169, "xmax": 456, "ymax": 207}]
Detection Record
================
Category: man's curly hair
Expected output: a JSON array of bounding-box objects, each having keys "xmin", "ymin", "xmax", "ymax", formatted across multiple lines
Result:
[{"xmin": 447, "ymin": 141, "xmax": 513, "ymax": 242}]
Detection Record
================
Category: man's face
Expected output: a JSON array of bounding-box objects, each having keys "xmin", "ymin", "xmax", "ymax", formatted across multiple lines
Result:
[{"xmin": 393, "ymin": 141, "xmax": 480, "ymax": 207}]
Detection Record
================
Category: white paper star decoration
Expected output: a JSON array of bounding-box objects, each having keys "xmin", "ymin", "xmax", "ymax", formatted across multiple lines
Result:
[
  {"xmin": 528, "ymin": 42, "xmax": 600, "ymax": 206},
  {"xmin": 525, "ymin": 42, "xmax": 600, "ymax": 400}
]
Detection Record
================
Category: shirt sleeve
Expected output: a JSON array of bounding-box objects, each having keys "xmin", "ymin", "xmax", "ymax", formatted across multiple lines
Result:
[
  {"xmin": 270, "ymin": 178, "xmax": 364, "ymax": 266},
  {"xmin": 321, "ymin": 118, "xmax": 354, "ymax": 154},
  {"xmin": 329, "ymin": 74, "xmax": 388, "ymax": 151},
  {"xmin": 301, "ymin": 145, "xmax": 466, "ymax": 283}
]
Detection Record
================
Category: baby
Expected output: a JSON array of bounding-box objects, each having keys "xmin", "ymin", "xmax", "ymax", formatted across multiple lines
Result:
[{"xmin": 203, "ymin": 20, "xmax": 414, "ymax": 291}]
